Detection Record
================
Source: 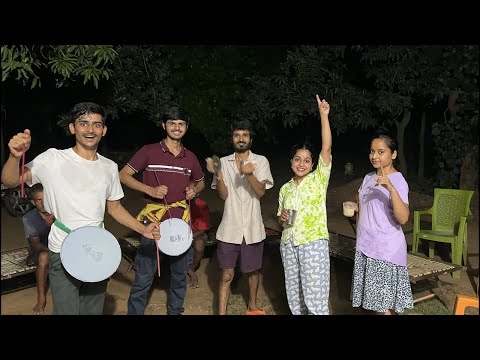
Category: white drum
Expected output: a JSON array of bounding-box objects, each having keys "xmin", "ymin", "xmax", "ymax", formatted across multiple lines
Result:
[
  {"xmin": 158, "ymin": 218, "xmax": 192, "ymax": 256},
  {"xmin": 60, "ymin": 226, "xmax": 121, "ymax": 282}
]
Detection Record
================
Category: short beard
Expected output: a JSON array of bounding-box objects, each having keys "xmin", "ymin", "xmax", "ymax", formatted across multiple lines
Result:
[{"xmin": 233, "ymin": 141, "xmax": 252, "ymax": 153}]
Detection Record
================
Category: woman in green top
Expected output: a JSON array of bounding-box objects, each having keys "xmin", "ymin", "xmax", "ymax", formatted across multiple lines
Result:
[{"xmin": 277, "ymin": 95, "xmax": 332, "ymax": 315}]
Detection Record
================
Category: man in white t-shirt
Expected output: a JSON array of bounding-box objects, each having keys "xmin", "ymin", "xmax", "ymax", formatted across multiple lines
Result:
[{"xmin": 1, "ymin": 102, "xmax": 160, "ymax": 315}]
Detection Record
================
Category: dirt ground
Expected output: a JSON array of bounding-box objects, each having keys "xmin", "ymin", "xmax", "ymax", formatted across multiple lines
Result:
[{"xmin": 1, "ymin": 164, "xmax": 478, "ymax": 315}]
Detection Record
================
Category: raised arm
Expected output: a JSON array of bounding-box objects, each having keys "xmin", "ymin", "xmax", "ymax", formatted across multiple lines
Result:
[
  {"xmin": 376, "ymin": 166, "xmax": 410, "ymax": 225},
  {"xmin": 316, "ymin": 95, "xmax": 332, "ymax": 166},
  {"xmin": 240, "ymin": 160, "xmax": 268, "ymax": 198},
  {"xmin": 206, "ymin": 158, "xmax": 228, "ymax": 201},
  {"xmin": 214, "ymin": 172, "xmax": 228, "ymax": 201},
  {"xmin": 1, "ymin": 129, "xmax": 33, "ymax": 187}
]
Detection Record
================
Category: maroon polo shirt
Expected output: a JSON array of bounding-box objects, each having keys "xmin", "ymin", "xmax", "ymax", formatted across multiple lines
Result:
[{"xmin": 127, "ymin": 140, "xmax": 204, "ymax": 221}]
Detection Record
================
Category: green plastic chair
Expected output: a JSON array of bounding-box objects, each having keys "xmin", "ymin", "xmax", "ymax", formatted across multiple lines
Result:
[{"xmin": 412, "ymin": 188, "xmax": 474, "ymax": 278}]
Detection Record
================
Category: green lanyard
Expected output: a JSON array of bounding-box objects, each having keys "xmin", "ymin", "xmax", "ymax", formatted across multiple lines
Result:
[{"xmin": 53, "ymin": 219, "xmax": 103, "ymax": 234}]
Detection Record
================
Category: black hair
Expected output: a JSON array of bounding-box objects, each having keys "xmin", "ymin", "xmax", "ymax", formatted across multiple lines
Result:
[
  {"xmin": 69, "ymin": 102, "xmax": 107, "ymax": 124},
  {"xmin": 370, "ymin": 129, "xmax": 398, "ymax": 154},
  {"xmin": 29, "ymin": 183, "xmax": 43, "ymax": 199},
  {"xmin": 161, "ymin": 106, "xmax": 189, "ymax": 124},
  {"xmin": 370, "ymin": 129, "xmax": 398, "ymax": 165},
  {"xmin": 289, "ymin": 142, "xmax": 317, "ymax": 163},
  {"xmin": 231, "ymin": 119, "xmax": 256, "ymax": 139}
]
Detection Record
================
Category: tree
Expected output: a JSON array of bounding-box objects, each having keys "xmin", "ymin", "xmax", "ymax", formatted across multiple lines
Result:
[
  {"xmin": 164, "ymin": 45, "xmax": 257, "ymax": 153},
  {"xmin": 1, "ymin": 45, "xmax": 118, "ymax": 167},
  {"xmin": 1, "ymin": 45, "xmax": 118, "ymax": 89},
  {"xmin": 108, "ymin": 45, "xmax": 173, "ymax": 123},
  {"xmin": 359, "ymin": 46, "xmax": 431, "ymax": 177},
  {"xmin": 239, "ymin": 46, "xmax": 376, "ymax": 144},
  {"xmin": 431, "ymin": 46, "xmax": 479, "ymax": 189}
]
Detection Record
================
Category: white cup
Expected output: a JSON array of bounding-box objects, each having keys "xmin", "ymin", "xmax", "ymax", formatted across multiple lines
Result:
[{"xmin": 343, "ymin": 201, "xmax": 357, "ymax": 217}]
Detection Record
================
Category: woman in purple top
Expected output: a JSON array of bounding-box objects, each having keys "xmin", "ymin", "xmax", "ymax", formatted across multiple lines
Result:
[{"xmin": 350, "ymin": 131, "xmax": 413, "ymax": 315}]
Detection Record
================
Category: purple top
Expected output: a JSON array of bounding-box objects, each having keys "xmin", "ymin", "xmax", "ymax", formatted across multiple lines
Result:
[{"xmin": 356, "ymin": 171, "xmax": 409, "ymax": 267}]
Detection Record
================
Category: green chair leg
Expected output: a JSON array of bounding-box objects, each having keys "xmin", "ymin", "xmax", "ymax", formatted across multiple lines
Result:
[
  {"xmin": 412, "ymin": 235, "xmax": 419, "ymax": 253},
  {"xmin": 462, "ymin": 232, "xmax": 468, "ymax": 267},
  {"xmin": 428, "ymin": 241, "xmax": 435, "ymax": 258},
  {"xmin": 451, "ymin": 244, "xmax": 461, "ymax": 279}
]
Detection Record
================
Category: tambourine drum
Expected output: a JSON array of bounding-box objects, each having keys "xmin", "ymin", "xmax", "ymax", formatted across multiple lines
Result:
[
  {"xmin": 60, "ymin": 226, "xmax": 121, "ymax": 282},
  {"xmin": 158, "ymin": 218, "xmax": 192, "ymax": 256}
]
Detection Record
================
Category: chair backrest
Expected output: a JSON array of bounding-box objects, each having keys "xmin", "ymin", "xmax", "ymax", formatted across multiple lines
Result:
[{"xmin": 432, "ymin": 188, "xmax": 474, "ymax": 231}]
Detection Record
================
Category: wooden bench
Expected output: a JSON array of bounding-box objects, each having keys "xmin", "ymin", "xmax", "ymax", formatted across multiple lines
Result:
[
  {"xmin": 118, "ymin": 227, "xmax": 282, "ymax": 275},
  {"xmin": 1, "ymin": 247, "xmax": 37, "ymax": 294},
  {"xmin": 328, "ymin": 232, "xmax": 464, "ymax": 305}
]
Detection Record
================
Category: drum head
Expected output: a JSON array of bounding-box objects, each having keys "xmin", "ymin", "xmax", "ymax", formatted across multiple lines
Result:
[
  {"xmin": 158, "ymin": 218, "xmax": 192, "ymax": 256},
  {"xmin": 60, "ymin": 226, "xmax": 121, "ymax": 282}
]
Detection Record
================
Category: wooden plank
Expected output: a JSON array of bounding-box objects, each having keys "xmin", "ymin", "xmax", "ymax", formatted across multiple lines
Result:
[
  {"xmin": 1, "ymin": 247, "xmax": 36, "ymax": 280},
  {"xmin": 328, "ymin": 232, "xmax": 463, "ymax": 282}
]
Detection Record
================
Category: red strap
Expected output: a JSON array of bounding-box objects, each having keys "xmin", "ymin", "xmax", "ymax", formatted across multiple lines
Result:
[{"xmin": 155, "ymin": 238, "xmax": 161, "ymax": 277}]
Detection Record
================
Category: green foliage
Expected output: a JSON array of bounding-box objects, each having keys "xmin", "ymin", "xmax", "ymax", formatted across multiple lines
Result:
[
  {"xmin": 360, "ymin": 46, "xmax": 425, "ymax": 118},
  {"xmin": 1, "ymin": 45, "xmax": 44, "ymax": 88},
  {"xmin": 431, "ymin": 46, "xmax": 479, "ymax": 188},
  {"xmin": 240, "ymin": 46, "xmax": 376, "ymax": 136},
  {"xmin": 1, "ymin": 45, "xmax": 118, "ymax": 89},
  {"xmin": 109, "ymin": 45, "xmax": 173, "ymax": 123},
  {"xmin": 164, "ymin": 46, "xmax": 256, "ymax": 153}
]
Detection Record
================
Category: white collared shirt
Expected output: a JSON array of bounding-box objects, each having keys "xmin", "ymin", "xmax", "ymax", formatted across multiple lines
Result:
[{"xmin": 212, "ymin": 151, "xmax": 274, "ymax": 244}]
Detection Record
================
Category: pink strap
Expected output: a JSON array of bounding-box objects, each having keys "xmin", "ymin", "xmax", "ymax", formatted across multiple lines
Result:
[{"xmin": 21, "ymin": 144, "xmax": 26, "ymax": 197}]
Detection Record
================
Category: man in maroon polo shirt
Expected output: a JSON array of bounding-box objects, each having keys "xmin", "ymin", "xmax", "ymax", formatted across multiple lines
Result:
[{"xmin": 120, "ymin": 106, "xmax": 205, "ymax": 315}]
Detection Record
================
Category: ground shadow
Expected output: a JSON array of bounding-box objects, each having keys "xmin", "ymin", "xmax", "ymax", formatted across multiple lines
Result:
[
  {"xmin": 104, "ymin": 292, "xmax": 117, "ymax": 315},
  {"xmin": 330, "ymin": 258, "xmax": 370, "ymax": 315},
  {"xmin": 260, "ymin": 241, "xmax": 290, "ymax": 314},
  {"xmin": 204, "ymin": 248, "xmax": 220, "ymax": 314}
]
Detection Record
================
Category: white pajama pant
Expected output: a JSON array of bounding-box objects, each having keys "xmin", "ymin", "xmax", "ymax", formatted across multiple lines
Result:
[{"xmin": 280, "ymin": 238, "xmax": 330, "ymax": 315}]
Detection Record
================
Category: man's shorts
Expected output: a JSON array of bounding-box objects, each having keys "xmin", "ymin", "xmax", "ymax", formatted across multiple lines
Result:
[{"xmin": 217, "ymin": 238, "xmax": 264, "ymax": 273}]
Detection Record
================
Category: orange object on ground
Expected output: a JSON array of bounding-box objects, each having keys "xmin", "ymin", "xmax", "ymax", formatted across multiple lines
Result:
[
  {"xmin": 453, "ymin": 295, "xmax": 479, "ymax": 315},
  {"xmin": 245, "ymin": 309, "xmax": 267, "ymax": 315}
]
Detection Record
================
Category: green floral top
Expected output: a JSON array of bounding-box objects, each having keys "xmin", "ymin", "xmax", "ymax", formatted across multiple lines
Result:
[{"xmin": 277, "ymin": 155, "xmax": 332, "ymax": 246}]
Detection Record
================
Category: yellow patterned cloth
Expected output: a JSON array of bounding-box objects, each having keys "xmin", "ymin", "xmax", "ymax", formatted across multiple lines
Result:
[
  {"xmin": 278, "ymin": 154, "xmax": 332, "ymax": 246},
  {"xmin": 136, "ymin": 201, "xmax": 190, "ymax": 224}
]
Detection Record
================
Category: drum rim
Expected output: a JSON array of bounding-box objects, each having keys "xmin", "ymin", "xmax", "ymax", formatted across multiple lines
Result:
[
  {"xmin": 60, "ymin": 226, "xmax": 121, "ymax": 282},
  {"xmin": 157, "ymin": 218, "xmax": 192, "ymax": 256}
]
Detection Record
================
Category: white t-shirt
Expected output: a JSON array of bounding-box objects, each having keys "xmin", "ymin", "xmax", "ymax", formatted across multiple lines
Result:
[{"xmin": 26, "ymin": 148, "xmax": 124, "ymax": 253}]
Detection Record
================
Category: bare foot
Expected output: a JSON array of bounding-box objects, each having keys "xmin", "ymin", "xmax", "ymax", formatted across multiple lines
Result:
[
  {"xmin": 187, "ymin": 269, "xmax": 200, "ymax": 288},
  {"xmin": 32, "ymin": 299, "xmax": 46, "ymax": 315}
]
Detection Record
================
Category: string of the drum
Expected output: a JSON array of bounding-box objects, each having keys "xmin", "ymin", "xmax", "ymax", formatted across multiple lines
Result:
[
  {"xmin": 21, "ymin": 144, "xmax": 26, "ymax": 197},
  {"xmin": 153, "ymin": 172, "xmax": 193, "ymax": 277}
]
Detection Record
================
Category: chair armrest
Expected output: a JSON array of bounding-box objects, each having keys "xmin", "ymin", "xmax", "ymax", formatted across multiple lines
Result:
[
  {"xmin": 414, "ymin": 208, "xmax": 433, "ymax": 216},
  {"xmin": 458, "ymin": 216, "xmax": 468, "ymax": 237},
  {"xmin": 413, "ymin": 208, "xmax": 433, "ymax": 234}
]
